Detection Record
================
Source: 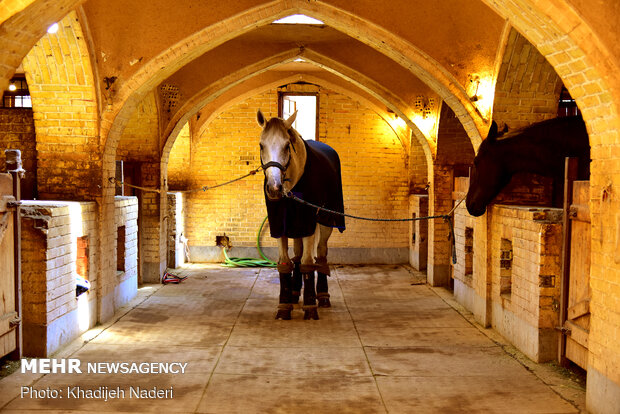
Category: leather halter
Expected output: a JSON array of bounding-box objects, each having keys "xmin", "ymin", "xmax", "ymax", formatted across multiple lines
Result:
[
  {"xmin": 261, "ymin": 159, "xmax": 289, "ymax": 172},
  {"xmin": 261, "ymin": 140, "xmax": 294, "ymax": 172}
]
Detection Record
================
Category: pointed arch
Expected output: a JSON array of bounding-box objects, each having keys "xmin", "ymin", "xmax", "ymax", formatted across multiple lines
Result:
[{"xmin": 21, "ymin": 10, "xmax": 100, "ymax": 200}]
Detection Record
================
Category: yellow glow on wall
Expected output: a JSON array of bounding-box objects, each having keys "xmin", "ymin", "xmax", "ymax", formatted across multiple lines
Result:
[
  {"xmin": 412, "ymin": 113, "xmax": 438, "ymax": 141},
  {"xmin": 389, "ymin": 116, "xmax": 407, "ymax": 131},
  {"xmin": 468, "ymin": 73, "xmax": 495, "ymax": 120}
]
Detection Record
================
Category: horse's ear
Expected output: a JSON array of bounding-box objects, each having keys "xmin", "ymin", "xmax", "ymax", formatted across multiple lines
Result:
[
  {"xmin": 257, "ymin": 109, "xmax": 266, "ymax": 128},
  {"xmin": 487, "ymin": 121, "xmax": 498, "ymax": 143},
  {"xmin": 283, "ymin": 110, "xmax": 297, "ymax": 130}
]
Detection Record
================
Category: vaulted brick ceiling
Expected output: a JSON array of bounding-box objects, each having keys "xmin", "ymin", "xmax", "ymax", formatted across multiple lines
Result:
[
  {"xmin": 77, "ymin": 0, "xmax": 507, "ymax": 148},
  {"xmin": 3, "ymin": 0, "xmax": 618, "ymax": 157}
]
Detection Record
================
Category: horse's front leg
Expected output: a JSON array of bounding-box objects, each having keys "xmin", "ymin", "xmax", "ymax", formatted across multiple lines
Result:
[
  {"xmin": 316, "ymin": 224, "xmax": 333, "ymax": 308},
  {"xmin": 291, "ymin": 238, "xmax": 303, "ymax": 304},
  {"xmin": 300, "ymin": 233, "xmax": 319, "ymax": 320},
  {"xmin": 275, "ymin": 237, "xmax": 294, "ymax": 320}
]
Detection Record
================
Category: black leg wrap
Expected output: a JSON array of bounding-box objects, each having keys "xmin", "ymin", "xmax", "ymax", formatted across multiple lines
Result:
[
  {"xmin": 302, "ymin": 271, "xmax": 319, "ymax": 320},
  {"xmin": 279, "ymin": 272, "xmax": 293, "ymax": 306},
  {"xmin": 303, "ymin": 306, "xmax": 319, "ymax": 320},
  {"xmin": 275, "ymin": 303, "xmax": 293, "ymax": 320},
  {"xmin": 291, "ymin": 261, "xmax": 302, "ymax": 304},
  {"xmin": 317, "ymin": 272, "xmax": 331, "ymax": 308}
]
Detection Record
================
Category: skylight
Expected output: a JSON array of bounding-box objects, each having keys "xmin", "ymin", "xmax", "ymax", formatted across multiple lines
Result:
[{"xmin": 273, "ymin": 14, "xmax": 324, "ymax": 24}]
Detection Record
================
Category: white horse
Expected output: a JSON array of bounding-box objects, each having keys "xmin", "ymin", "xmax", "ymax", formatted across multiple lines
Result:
[{"xmin": 257, "ymin": 109, "xmax": 345, "ymax": 320}]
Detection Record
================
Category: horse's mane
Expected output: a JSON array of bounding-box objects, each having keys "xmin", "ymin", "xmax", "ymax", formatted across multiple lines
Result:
[{"xmin": 495, "ymin": 115, "xmax": 583, "ymax": 142}]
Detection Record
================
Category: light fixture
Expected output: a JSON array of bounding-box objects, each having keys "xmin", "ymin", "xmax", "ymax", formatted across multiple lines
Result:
[
  {"xmin": 47, "ymin": 23, "xmax": 59, "ymax": 34},
  {"xmin": 8, "ymin": 84, "xmax": 16, "ymax": 92},
  {"xmin": 468, "ymin": 75, "xmax": 481, "ymax": 102}
]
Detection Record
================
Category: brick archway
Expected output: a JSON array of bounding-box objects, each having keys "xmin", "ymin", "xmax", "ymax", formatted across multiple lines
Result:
[
  {"xmin": 21, "ymin": 11, "xmax": 99, "ymax": 201},
  {"xmin": 0, "ymin": 0, "xmax": 81, "ymax": 92},
  {"xmin": 159, "ymin": 52, "xmax": 432, "ymax": 169},
  {"xmin": 483, "ymin": 2, "xmax": 620, "ymax": 409}
]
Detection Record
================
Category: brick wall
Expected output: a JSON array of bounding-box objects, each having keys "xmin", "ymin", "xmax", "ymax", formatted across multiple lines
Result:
[
  {"xmin": 489, "ymin": 204, "xmax": 563, "ymax": 363},
  {"xmin": 169, "ymin": 86, "xmax": 413, "ymax": 262},
  {"xmin": 408, "ymin": 194, "xmax": 428, "ymax": 271},
  {"xmin": 427, "ymin": 104, "xmax": 475, "ymax": 286},
  {"xmin": 0, "ymin": 108, "xmax": 36, "ymax": 199},
  {"xmin": 493, "ymin": 28, "xmax": 562, "ymax": 130},
  {"xmin": 20, "ymin": 200, "xmax": 98, "ymax": 357},
  {"xmin": 117, "ymin": 91, "xmax": 160, "ymax": 162},
  {"xmin": 453, "ymin": 177, "xmax": 493, "ymax": 327},
  {"xmin": 114, "ymin": 196, "xmax": 138, "ymax": 305},
  {"xmin": 19, "ymin": 197, "xmax": 137, "ymax": 357},
  {"xmin": 453, "ymin": 175, "xmax": 563, "ymax": 360},
  {"xmin": 139, "ymin": 162, "xmax": 165, "ymax": 282}
]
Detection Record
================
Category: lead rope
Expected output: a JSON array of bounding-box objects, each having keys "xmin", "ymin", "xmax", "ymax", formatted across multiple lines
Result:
[
  {"xmin": 284, "ymin": 191, "xmax": 465, "ymax": 264},
  {"xmin": 109, "ymin": 167, "xmax": 466, "ymax": 263},
  {"xmin": 284, "ymin": 191, "xmax": 465, "ymax": 222},
  {"xmin": 108, "ymin": 165, "xmax": 264, "ymax": 194}
]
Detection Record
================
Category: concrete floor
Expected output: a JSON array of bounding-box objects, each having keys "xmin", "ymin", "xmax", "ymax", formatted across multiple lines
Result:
[{"xmin": 0, "ymin": 264, "xmax": 585, "ymax": 413}]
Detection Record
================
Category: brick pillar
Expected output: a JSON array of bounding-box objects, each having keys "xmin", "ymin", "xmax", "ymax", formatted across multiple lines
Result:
[
  {"xmin": 427, "ymin": 165, "xmax": 453, "ymax": 286},
  {"xmin": 140, "ymin": 162, "xmax": 167, "ymax": 283}
]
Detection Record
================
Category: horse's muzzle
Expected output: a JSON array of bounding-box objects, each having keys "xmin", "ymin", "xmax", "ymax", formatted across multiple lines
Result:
[
  {"xmin": 465, "ymin": 200, "xmax": 486, "ymax": 217},
  {"xmin": 265, "ymin": 182, "xmax": 283, "ymax": 200}
]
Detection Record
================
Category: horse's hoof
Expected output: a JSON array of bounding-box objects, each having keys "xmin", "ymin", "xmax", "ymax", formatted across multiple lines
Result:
[
  {"xmin": 275, "ymin": 309, "xmax": 292, "ymax": 320},
  {"xmin": 303, "ymin": 307, "xmax": 319, "ymax": 320},
  {"xmin": 318, "ymin": 297, "xmax": 331, "ymax": 308}
]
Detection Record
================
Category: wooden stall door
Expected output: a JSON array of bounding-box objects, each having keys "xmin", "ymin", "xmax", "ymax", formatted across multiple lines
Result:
[
  {"xmin": 561, "ymin": 180, "xmax": 591, "ymax": 370},
  {"xmin": 0, "ymin": 173, "xmax": 17, "ymax": 358}
]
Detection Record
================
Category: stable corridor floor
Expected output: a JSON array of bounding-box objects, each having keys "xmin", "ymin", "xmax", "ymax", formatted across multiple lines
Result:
[{"xmin": 0, "ymin": 264, "xmax": 585, "ymax": 413}]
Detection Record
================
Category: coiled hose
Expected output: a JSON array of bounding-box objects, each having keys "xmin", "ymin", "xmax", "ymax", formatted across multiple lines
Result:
[{"xmin": 221, "ymin": 215, "xmax": 277, "ymax": 267}]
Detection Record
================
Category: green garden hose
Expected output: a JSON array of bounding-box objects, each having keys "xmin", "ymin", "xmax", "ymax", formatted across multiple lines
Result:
[{"xmin": 221, "ymin": 216, "xmax": 277, "ymax": 268}]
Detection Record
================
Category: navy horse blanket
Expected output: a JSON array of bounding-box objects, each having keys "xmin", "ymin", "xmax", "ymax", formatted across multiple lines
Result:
[{"xmin": 265, "ymin": 140, "xmax": 346, "ymax": 239}]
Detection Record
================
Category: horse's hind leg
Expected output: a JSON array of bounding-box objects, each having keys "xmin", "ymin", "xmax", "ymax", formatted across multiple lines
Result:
[
  {"xmin": 301, "ymin": 233, "xmax": 319, "ymax": 320},
  {"xmin": 316, "ymin": 224, "xmax": 333, "ymax": 308},
  {"xmin": 291, "ymin": 238, "xmax": 303, "ymax": 304},
  {"xmin": 275, "ymin": 237, "xmax": 293, "ymax": 320}
]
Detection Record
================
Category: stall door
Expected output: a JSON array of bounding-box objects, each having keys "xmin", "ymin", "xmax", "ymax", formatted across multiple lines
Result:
[
  {"xmin": 0, "ymin": 173, "xmax": 17, "ymax": 358},
  {"xmin": 560, "ymin": 180, "xmax": 591, "ymax": 369}
]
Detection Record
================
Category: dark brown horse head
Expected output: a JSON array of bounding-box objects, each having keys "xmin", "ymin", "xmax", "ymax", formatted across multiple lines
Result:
[
  {"xmin": 466, "ymin": 115, "xmax": 589, "ymax": 216},
  {"xmin": 466, "ymin": 121, "xmax": 511, "ymax": 217}
]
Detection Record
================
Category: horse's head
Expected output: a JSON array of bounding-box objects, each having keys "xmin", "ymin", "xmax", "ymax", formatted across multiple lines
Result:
[
  {"xmin": 466, "ymin": 121, "xmax": 511, "ymax": 216},
  {"xmin": 257, "ymin": 109, "xmax": 302, "ymax": 201}
]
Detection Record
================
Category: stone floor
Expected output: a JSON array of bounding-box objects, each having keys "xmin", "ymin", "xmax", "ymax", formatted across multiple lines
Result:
[{"xmin": 0, "ymin": 264, "xmax": 586, "ymax": 413}]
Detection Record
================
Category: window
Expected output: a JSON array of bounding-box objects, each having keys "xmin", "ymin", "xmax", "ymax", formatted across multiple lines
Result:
[
  {"xmin": 278, "ymin": 92, "xmax": 318, "ymax": 140},
  {"xmin": 464, "ymin": 227, "xmax": 474, "ymax": 277},
  {"xmin": 557, "ymin": 86, "xmax": 579, "ymax": 117},
  {"xmin": 117, "ymin": 226, "xmax": 126, "ymax": 272},
  {"xmin": 76, "ymin": 236, "xmax": 89, "ymax": 278},
  {"xmin": 2, "ymin": 76, "xmax": 31, "ymax": 108},
  {"xmin": 500, "ymin": 238, "xmax": 513, "ymax": 297},
  {"xmin": 272, "ymin": 14, "xmax": 324, "ymax": 24}
]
